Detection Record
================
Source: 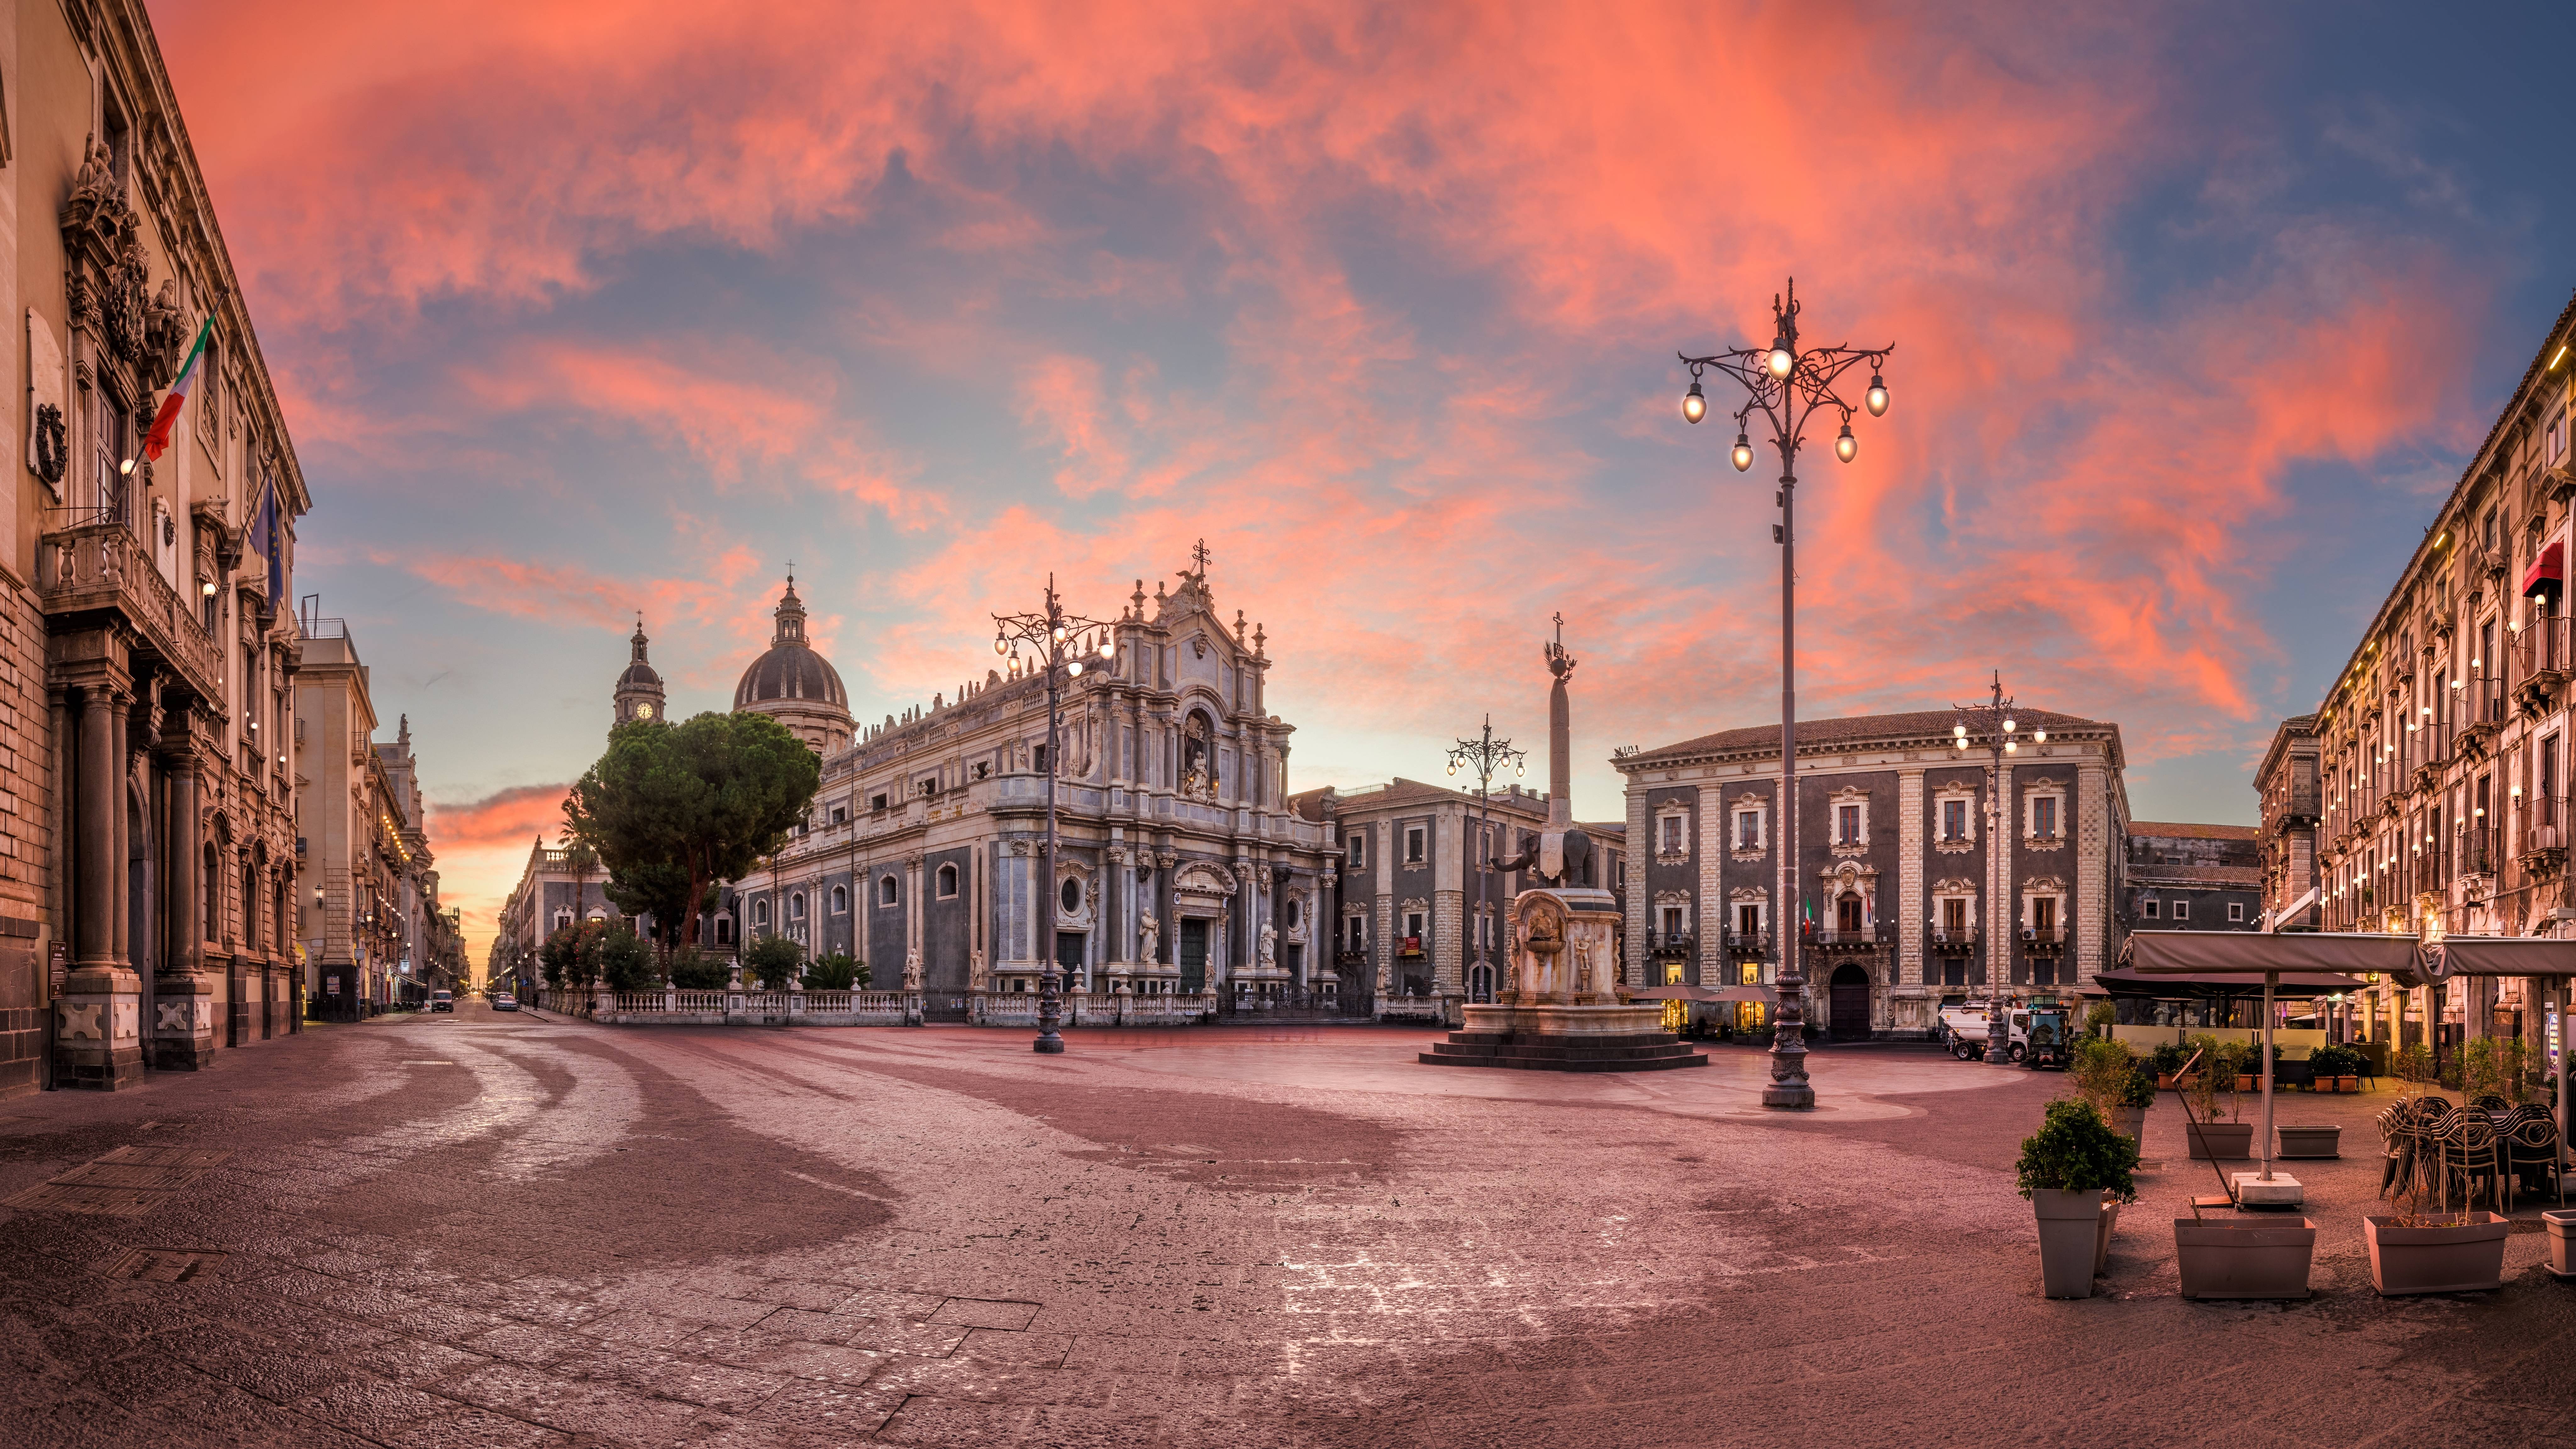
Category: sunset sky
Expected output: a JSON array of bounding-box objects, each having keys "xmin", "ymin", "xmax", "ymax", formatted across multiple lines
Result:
[{"xmin": 150, "ymin": 1, "xmax": 2576, "ymax": 963}]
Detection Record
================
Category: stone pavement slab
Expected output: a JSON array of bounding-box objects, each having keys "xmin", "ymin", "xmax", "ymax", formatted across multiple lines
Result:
[{"xmin": 4, "ymin": 1006, "xmax": 2575, "ymax": 1446}]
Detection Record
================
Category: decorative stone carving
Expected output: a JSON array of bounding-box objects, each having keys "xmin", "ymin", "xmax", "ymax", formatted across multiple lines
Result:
[
  {"xmin": 1171, "ymin": 861, "xmax": 1236, "ymax": 899},
  {"xmin": 1135, "ymin": 911, "xmax": 1159, "ymax": 964},
  {"xmin": 1257, "ymin": 922, "xmax": 1276, "ymax": 969}
]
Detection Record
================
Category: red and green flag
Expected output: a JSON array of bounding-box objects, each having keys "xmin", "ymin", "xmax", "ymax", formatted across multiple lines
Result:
[{"xmin": 141, "ymin": 317, "xmax": 215, "ymax": 462}]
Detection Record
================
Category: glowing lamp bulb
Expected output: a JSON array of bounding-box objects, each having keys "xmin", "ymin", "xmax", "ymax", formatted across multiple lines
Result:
[
  {"xmin": 119, "ymin": 458, "xmax": 136, "ymax": 476},
  {"xmin": 1731, "ymin": 433, "xmax": 1754, "ymax": 472},
  {"xmin": 1766, "ymin": 342, "xmax": 1793, "ymax": 378},
  {"xmin": 1051, "ymin": 625, "xmax": 1067, "ymax": 643},
  {"xmin": 2004, "ymin": 740, "xmax": 2017, "ymax": 754},
  {"xmin": 1682, "ymin": 380, "xmax": 1707, "ymax": 424},
  {"xmin": 994, "ymin": 636, "xmax": 1008, "ymax": 656},
  {"xmin": 2003, "ymin": 718, "xmax": 2016, "ymax": 733},
  {"xmin": 1865, "ymin": 373, "xmax": 1888, "ymax": 417},
  {"xmin": 1067, "ymin": 661, "xmax": 1083, "ymax": 677},
  {"xmin": 2033, "ymin": 729, "xmax": 2046, "ymax": 743},
  {"xmin": 1834, "ymin": 424, "xmax": 1857, "ymax": 464}
]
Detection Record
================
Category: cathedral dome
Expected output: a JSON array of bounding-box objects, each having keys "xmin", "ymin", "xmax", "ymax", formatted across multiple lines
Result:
[{"xmin": 734, "ymin": 578, "xmax": 849, "ymax": 712}]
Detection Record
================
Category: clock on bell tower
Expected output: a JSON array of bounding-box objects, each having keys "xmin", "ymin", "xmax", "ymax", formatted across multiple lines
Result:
[{"xmin": 613, "ymin": 614, "xmax": 667, "ymax": 730}]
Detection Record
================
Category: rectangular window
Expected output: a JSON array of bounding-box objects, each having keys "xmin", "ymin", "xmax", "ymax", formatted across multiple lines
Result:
[
  {"xmin": 2228, "ymin": 901, "xmax": 2246, "ymax": 923},
  {"xmin": 2142, "ymin": 899, "xmax": 2159, "ymax": 920},
  {"xmin": 1837, "ymin": 804, "xmax": 1861, "ymax": 845},
  {"xmin": 2172, "ymin": 899, "xmax": 2190, "ymax": 922},
  {"xmin": 2551, "ymin": 414, "xmax": 2566, "ymax": 466},
  {"xmin": 1942, "ymin": 799, "xmax": 1967, "ymax": 842},
  {"xmin": 1659, "ymin": 906, "xmax": 1684, "ymax": 937},
  {"xmin": 2032, "ymin": 796, "xmax": 2057, "ymax": 839},
  {"xmin": 831, "ymin": 806, "xmax": 848, "ymax": 824},
  {"xmin": 916, "ymin": 777, "xmax": 936, "ymax": 797},
  {"xmin": 870, "ymin": 793, "xmax": 888, "ymax": 812},
  {"xmin": 1347, "ymin": 834, "xmax": 1367, "ymax": 869},
  {"xmin": 1660, "ymin": 816, "xmax": 1683, "ymax": 853},
  {"xmin": 1942, "ymin": 898, "xmax": 1968, "ymax": 935},
  {"xmin": 1736, "ymin": 810, "xmax": 1761, "ymax": 849},
  {"xmin": 1737, "ymin": 903, "xmax": 1761, "ymax": 937},
  {"xmin": 2032, "ymin": 897, "xmax": 2057, "ymax": 934},
  {"xmin": 1032, "ymin": 745, "xmax": 1049, "ymax": 774},
  {"xmin": 1405, "ymin": 912, "xmax": 1424, "ymax": 949},
  {"xmin": 1405, "ymin": 827, "xmax": 1425, "ymax": 865}
]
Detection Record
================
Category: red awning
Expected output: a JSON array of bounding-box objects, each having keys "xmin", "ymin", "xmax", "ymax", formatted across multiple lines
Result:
[{"xmin": 2523, "ymin": 539, "xmax": 2563, "ymax": 598}]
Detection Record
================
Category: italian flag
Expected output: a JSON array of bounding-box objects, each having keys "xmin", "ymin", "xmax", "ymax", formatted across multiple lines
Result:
[{"xmin": 142, "ymin": 317, "xmax": 214, "ymax": 463}]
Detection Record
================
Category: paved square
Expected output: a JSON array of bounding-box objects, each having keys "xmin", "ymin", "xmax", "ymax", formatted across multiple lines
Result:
[{"xmin": 4, "ymin": 1005, "xmax": 2574, "ymax": 1447}]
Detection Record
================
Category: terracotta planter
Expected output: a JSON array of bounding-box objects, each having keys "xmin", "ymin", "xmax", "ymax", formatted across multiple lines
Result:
[
  {"xmin": 2546, "ymin": 1209, "xmax": 2576, "ymax": 1279},
  {"xmin": 2186, "ymin": 1121, "xmax": 2255, "ymax": 1160},
  {"xmin": 2235, "ymin": 1074, "xmax": 2257, "ymax": 1092},
  {"xmin": 2174, "ymin": 1218, "xmax": 2316, "ymax": 1299},
  {"xmin": 2336, "ymin": 1076, "xmax": 2360, "ymax": 1093},
  {"xmin": 2155, "ymin": 1073, "xmax": 2177, "ymax": 1090},
  {"xmin": 2032, "ymin": 1189, "xmax": 2103, "ymax": 1299},
  {"xmin": 2276, "ymin": 1125, "xmax": 2341, "ymax": 1159},
  {"xmin": 2363, "ymin": 1214, "xmax": 2509, "ymax": 1296},
  {"xmin": 2094, "ymin": 1193, "xmax": 2123, "ymax": 1276}
]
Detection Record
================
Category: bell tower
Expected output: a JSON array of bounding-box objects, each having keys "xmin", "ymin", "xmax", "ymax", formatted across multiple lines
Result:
[{"xmin": 614, "ymin": 614, "xmax": 666, "ymax": 729}]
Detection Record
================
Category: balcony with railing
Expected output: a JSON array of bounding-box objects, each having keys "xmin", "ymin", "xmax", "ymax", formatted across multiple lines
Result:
[
  {"xmin": 1724, "ymin": 930, "xmax": 1773, "ymax": 960},
  {"xmin": 2522, "ymin": 795, "xmax": 2570, "ymax": 868},
  {"xmin": 1813, "ymin": 922, "xmax": 1895, "ymax": 950},
  {"xmin": 2020, "ymin": 926, "xmax": 2067, "ymax": 955},
  {"xmin": 1926, "ymin": 924, "xmax": 1981, "ymax": 952},
  {"xmin": 2458, "ymin": 825, "xmax": 2500, "ymax": 879},
  {"xmin": 39, "ymin": 519, "xmax": 225, "ymax": 702},
  {"xmin": 1646, "ymin": 930, "xmax": 1695, "ymax": 960},
  {"xmin": 2512, "ymin": 617, "xmax": 2574, "ymax": 711}
]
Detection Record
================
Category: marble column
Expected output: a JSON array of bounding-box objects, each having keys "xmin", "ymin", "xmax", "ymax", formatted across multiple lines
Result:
[
  {"xmin": 57, "ymin": 682, "xmax": 144, "ymax": 1088},
  {"xmin": 154, "ymin": 735, "xmax": 216, "ymax": 1070}
]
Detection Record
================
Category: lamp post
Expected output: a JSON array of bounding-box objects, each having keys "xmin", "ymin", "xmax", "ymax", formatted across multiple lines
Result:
[
  {"xmin": 1447, "ymin": 716, "xmax": 1527, "ymax": 1003},
  {"xmin": 1950, "ymin": 671, "xmax": 2045, "ymax": 1067},
  {"xmin": 1680, "ymin": 278, "xmax": 1894, "ymax": 1110},
  {"xmin": 991, "ymin": 575, "xmax": 1119, "ymax": 1054}
]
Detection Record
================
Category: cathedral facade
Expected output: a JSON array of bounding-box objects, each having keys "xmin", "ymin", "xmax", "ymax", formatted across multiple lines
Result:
[{"xmin": 720, "ymin": 556, "xmax": 1336, "ymax": 1015}]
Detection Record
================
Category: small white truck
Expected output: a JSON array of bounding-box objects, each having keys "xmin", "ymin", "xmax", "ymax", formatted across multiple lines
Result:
[{"xmin": 1938, "ymin": 1004, "xmax": 2071, "ymax": 1067}]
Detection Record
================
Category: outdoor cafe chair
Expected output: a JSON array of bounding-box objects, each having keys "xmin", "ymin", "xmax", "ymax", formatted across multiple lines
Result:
[{"xmin": 2505, "ymin": 1106, "xmax": 2565, "ymax": 1200}]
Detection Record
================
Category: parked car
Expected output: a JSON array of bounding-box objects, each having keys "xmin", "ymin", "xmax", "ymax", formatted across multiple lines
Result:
[
  {"xmin": 491, "ymin": 992, "xmax": 518, "ymax": 1012},
  {"xmin": 430, "ymin": 990, "xmax": 454, "ymax": 1013}
]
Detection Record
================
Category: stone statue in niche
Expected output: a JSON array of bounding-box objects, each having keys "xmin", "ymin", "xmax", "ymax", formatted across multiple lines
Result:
[
  {"xmin": 1135, "ymin": 911, "xmax": 1160, "ymax": 965},
  {"xmin": 902, "ymin": 949, "xmax": 922, "ymax": 991},
  {"xmin": 1181, "ymin": 715, "xmax": 1213, "ymax": 799},
  {"xmin": 1258, "ymin": 921, "xmax": 1277, "ymax": 970}
]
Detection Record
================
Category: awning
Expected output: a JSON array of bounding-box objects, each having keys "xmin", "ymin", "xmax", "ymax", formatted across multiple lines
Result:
[
  {"xmin": 2400, "ymin": 934, "xmax": 2576, "ymax": 986},
  {"xmin": 1625, "ymin": 985, "xmax": 1771, "ymax": 1003},
  {"xmin": 2119, "ymin": 930, "xmax": 2419, "ymax": 977},
  {"xmin": 2525, "ymin": 539, "xmax": 2564, "ymax": 600},
  {"xmin": 2094, "ymin": 965, "xmax": 2368, "ymax": 999}
]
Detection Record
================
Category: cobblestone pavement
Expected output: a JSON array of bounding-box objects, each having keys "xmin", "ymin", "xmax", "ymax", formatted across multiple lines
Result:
[{"xmin": 5, "ymin": 1006, "xmax": 2575, "ymax": 1447}]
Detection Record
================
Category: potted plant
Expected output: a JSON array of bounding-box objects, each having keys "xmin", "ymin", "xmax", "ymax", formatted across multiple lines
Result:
[
  {"xmin": 2147, "ymin": 1041, "xmax": 2187, "ymax": 1090},
  {"xmin": 2547, "ymin": 1208, "xmax": 2576, "ymax": 1280},
  {"xmin": 2183, "ymin": 1037, "xmax": 2253, "ymax": 1160},
  {"xmin": 2017, "ymin": 1098, "xmax": 2139, "ymax": 1299},
  {"xmin": 2364, "ymin": 1095, "xmax": 2510, "ymax": 1295},
  {"xmin": 2071, "ymin": 1039, "xmax": 2150, "ymax": 1147},
  {"xmin": 2309, "ymin": 1044, "xmax": 2361, "ymax": 1094}
]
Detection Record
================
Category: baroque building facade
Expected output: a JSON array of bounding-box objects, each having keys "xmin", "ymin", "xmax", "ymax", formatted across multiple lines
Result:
[
  {"xmin": 2126, "ymin": 822, "xmax": 2262, "ymax": 934},
  {"xmin": 1613, "ymin": 708, "xmax": 2129, "ymax": 1040},
  {"xmin": 727, "ymin": 555, "xmax": 1334, "ymax": 1015},
  {"xmin": 3, "ymin": 1, "xmax": 314, "ymax": 1094},
  {"xmin": 2265, "ymin": 291, "xmax": 2576, "ymax": 1059}
]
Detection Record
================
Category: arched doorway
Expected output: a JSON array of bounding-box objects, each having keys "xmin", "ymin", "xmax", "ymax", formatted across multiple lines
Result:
[{"xmin": 1829, "ymin": 962, "xmax": 1871, "ymax": 1041}]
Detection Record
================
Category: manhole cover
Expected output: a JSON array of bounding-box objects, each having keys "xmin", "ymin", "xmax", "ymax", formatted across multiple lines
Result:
[
  {"xmin": 97, "ymin": 1146, "xmax": 232, "ymax": 1169},
  {"xmin": 101, "ymin": 1249, "xmax": 224, "ymax": 1282},
  {"xmin": 52, "ymin": 1162, "xmax": 204, "ymax": 1190},
  {"xmin": 3, "ymin": 1182, "xmax": 171, "ymax": 1217}
]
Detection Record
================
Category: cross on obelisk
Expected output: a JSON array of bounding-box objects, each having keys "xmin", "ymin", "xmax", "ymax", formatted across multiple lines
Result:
[{"xmin": 1190, "ymin": 539, "xmax": 1213, "ymax": 575}]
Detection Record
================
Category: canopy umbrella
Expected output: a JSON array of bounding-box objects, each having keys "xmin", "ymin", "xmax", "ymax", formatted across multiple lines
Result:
[
  {"xmin": 2119, "ymin": 924, "xmax": 2417, "ymax": 1196},
  {"xmin": 2093, "ymin": 965, "xmax": 2369, "ymax": 1000}
]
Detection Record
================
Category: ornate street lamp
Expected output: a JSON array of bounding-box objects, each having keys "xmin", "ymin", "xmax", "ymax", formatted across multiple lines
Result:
[
  {"xmin": 1952, "ymin": 671, "xmax": 2045, "ymax": 1067},
  {"xmin": 1446, "ymin": 715, "xmax": 1527, "ymax": 1003},
  {"xmin": 1679, "ymin": 279, "xmax": 1895, "ymax": 1110},
  {"xmin": 991, "ymin": 575, "xmax": 1119, "ymax": 1054}
]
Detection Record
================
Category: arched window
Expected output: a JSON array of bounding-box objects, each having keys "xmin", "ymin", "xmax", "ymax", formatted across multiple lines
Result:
[
  {"xmin": 830, "ymin": 885, "xmax": 848, "ymax": 915},
  {"xmin": 242, "ymin": 862, "xmax": 258, "ymax": 948},
  {"xmin": 753, "ymin": 899, "xmax": 770, "ymax": 927},
  {"xmin": 936, "ymin": 863, "xmax": 958, "ymax": 899},
  {"xmin": 789, "ymin": 892, "xmax": 806, "ymax": 921},
  {"xmin": 203, "ymin": 843, "xmax": 219, "ymax": 943},
  {"xmin": 879, "ymin": 874, "xmax": 899, "ymax": 907}
]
